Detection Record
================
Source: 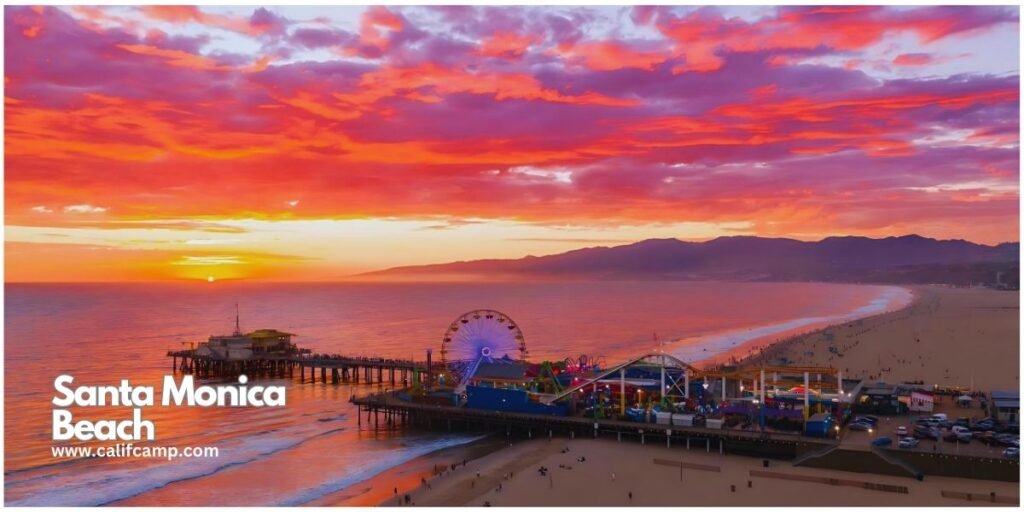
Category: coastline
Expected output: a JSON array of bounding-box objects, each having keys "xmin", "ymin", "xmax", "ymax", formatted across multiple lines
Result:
[
  {"xmin": 743, "ymin": 285, "xmax": 1019, "ymax": 390},
  {"xmin": 671, "ymin": 284, "xmax": 915, "ymax": 368},
  {"xmin": 721, "ymin": 285, "xmax": 919, "ymax": 369},
  {"xmin": 304, "ymin": 436, "xmax": 509, "ymax": 507}
]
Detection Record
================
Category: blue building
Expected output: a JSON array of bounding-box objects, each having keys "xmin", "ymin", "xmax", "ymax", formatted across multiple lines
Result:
[{"xmin": 804, "ymin": 412, "xmax": 833, "ymax": 438}]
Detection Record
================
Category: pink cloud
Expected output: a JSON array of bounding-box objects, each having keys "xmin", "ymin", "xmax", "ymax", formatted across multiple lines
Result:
[{"xmin": 3, "ymin": 5, "xmax": 1019, "ymax": 248}]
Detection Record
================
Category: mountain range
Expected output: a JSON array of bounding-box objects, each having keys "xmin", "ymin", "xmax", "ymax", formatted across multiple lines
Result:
[{"xmin": 364, "ymin": 235, "xmax": 1020, "ymax": 286}]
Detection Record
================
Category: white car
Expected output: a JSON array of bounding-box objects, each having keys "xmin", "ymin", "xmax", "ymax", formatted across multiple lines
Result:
[
  {"xmin": 898, "ymin": 437, "xmax": 919, "ymax": 449},
  {"xmin": 896, "ymin": 426, "xmax": 908, "ymax": 436}
]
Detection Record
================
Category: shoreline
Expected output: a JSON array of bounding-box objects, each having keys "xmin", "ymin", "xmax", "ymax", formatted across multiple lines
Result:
[
  {"xmin": 724, "ymin": 286, "xmax": 920, "ymax": 369},
  {"xmin": 303, "ymin": 435, "xmax": 509, "ymax": 507},
  {"xmin": 739, "ymin": 284, "xmax": 1019, "ymax": 389},
  {"xmin": 672, "ymin": 284, "xmax": 915, "ymax": 368}
]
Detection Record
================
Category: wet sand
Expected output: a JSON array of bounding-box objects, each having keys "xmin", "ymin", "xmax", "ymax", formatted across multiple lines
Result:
[
  {"xmin": 315, "ymin": 437, "xmax": 507, "ymax": 506},
  {"xmin": 748, "ymin": 286, "xmax": 1019, "ymax": 391},
  {"xmin": 388, "ymin": 438, "xmax": 1018, "ymax": 506}
]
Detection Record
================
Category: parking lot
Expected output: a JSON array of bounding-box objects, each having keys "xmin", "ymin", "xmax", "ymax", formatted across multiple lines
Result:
[{"xmin": 840, "ymin": 396, "xmax": 1018, "ymax": 459}]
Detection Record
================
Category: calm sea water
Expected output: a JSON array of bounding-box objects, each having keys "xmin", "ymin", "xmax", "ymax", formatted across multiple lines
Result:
[{"xmin": 4, "ymin": 281, "xmax": 910, "ymax": 506}]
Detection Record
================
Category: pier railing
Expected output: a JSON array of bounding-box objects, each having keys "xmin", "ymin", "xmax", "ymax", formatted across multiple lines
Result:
[{"xmin": 167, "ymin": 348, "xmax": 444, "ymax": 384}]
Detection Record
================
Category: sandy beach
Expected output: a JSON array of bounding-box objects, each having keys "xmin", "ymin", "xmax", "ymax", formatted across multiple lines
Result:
[
  {"xmin": 751, "ymin": 285, "xmax": 1019, "ymax": 391},
  {"xmin": 383, "ymin": 438, "xmax": 1018, "ymax": 506}
]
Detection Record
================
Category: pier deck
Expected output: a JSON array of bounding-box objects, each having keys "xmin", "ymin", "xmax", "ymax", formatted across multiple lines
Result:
[
  {"xmin": 167, "ymin": 350, "xmax": 444, "ymax": 386},
  {"xmin": 352, "ymin": 392, "xmax": 836, "ymax": 460}
]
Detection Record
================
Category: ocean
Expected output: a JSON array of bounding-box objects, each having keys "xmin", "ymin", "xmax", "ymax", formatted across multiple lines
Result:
[{"xmin": 4, "ymin": 281, "xmax": 911, "ymax": 506}]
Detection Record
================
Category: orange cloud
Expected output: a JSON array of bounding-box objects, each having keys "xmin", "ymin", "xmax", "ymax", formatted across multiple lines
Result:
[
  {"xmin": 558, "ymin": 40, "xmax": 668, "ymax": 71},
  {"xmin": 478, "ymin": 31, "xmax": 541, "ymax": 59},
  {"xmin": 138, "ymin": 5, "xmax": 274, "ymax": 37}
]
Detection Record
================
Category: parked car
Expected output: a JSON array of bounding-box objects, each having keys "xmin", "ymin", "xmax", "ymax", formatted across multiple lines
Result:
[
  {"xmin": 954, "ymin": 417, "xmax": 970, "ymax": 428},
  {"xmin": 855, "ymin": 415, "xmax": 880, "ymax": 425},
  {"xmin": 898, "ymin": 437, "xmax": 919, "ymax": 449},
  {"xmin": 997, "ymin": 424, "xmax": 1020, "ymax": 435},
  {"xmin": 972, "ymin": 418, "xmax": 996, "ymax": 431},
  {"xmin": 994, "ymin": 434, "xmax": 1020, "ymax": 447},
  {"xmin": 895, "ymin": 426, "xmax": 908, "ymax": 437},
  {"xmin": 974, "ymin": 431, "xmax": 999, "ymax": 445},
  {"xmin": 931, "ymin": 413, "xmax": 948, "ymax": 421},
  {"xmin": 872, "ymin": 436, "xmax": 893, "ymax": 447},
  {"xmin": 849, "ymin": 421, "xmax": 872, "ymax": 431},
  {"xmin": 1003, "ymin": 447, "xmax": 1019, "ymax": 459},
  {"xmin": 944, "ymin": 431, "xmax": 971, "ymax": 443}
]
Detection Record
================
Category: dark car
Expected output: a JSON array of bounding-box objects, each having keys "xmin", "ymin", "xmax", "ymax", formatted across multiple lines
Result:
[
  {"xmin": 973, "ymin": 431, "xmax": 996, "ymax": 443},
  {"xmin": 995, "ymin": 434, "xmax": 1019, "ymax": 447},
  {"xmin": 854, "ymin": 415, "xmax": 880, "ymax": 425},
  {"xmin": 872, "ymin": 436, "xmax": 893, "ymax": 447},
  {"xmin": 849, "ymin": 421, "xmax": 872, "ymax": 431},
  {"xmin": 943, "ymin": 431, "xmax": 971, "ymax": 443}
]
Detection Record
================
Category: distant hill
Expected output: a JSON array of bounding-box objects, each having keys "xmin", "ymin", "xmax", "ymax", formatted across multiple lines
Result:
[{"xmin": 363, "ymin": 235, "xmax": 1020, "ymax": 287}]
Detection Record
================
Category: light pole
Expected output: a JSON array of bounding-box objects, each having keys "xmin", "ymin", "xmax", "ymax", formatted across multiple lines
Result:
[{"xmin": 753, "ymin": 398, "xmax": 764, "ymax": 433}]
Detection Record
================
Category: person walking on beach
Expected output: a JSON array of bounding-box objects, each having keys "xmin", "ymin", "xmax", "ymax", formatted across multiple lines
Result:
[
  {"xmin": 611, "ymin": 472, "xmax": 616, "ymax": 481},
  {"xmin": 628, "ymin": 491, "xmax": 633, "ymax": 501}
]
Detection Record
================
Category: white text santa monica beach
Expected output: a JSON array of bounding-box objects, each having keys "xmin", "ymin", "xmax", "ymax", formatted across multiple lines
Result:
[{"xmin": 51, "ymin": 374, "xmax": 285, "ymax": 441}]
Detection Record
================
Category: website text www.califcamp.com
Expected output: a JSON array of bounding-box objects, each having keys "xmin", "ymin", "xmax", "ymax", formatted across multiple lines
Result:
[{"xmin": 51, "ymin": 444, "xmax": 219, "ymax": 461}]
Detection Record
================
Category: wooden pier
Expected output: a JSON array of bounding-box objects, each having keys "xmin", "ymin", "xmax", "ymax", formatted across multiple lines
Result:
[
  {"xmin": 167, "ymin": 350, "xmax": 444, "ymax": 387},
  {"xmin": 351, "ymin": 391, "xmax": 836, "ymax": 460}
]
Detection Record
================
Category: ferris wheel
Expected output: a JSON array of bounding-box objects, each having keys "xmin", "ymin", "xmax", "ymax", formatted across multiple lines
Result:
[{"xmin": 440, "ymin": 309, "xmax": 527, "ymax": 389}]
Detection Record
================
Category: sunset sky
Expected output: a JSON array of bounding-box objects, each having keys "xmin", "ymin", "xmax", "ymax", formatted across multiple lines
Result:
[{"xmin": 4, "ymin": 5, "xmax": 1020, "ymax": 282}]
